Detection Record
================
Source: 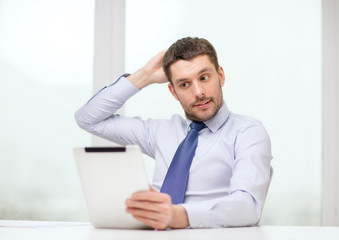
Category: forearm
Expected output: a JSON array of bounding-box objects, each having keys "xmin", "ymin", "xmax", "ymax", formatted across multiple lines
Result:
[
  {"xmin": 74, "ymin": 76, "xmax": 139, "ymax": 131},
  {"xmin": 75, "ymin": 50, "xmax": 168, "ymax": 129},
  {"xmin": 209, "ymin": 191, "xmax": 261, "ymax": 227},
  {"xmin": 127, "ymin": 68, "xmax": 154, "ymax": 89},
  {"xmin": 182, "ymin": 191, "xmax": 261, "ymax": 228}
]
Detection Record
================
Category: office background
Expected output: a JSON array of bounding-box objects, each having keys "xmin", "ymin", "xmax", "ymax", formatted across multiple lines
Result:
[{"xmin": 0, "ymin": 0, "xmax": 338, "ymax": 226}]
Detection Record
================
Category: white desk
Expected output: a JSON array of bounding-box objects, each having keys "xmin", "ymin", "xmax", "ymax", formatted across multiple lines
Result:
[{"xmin": 1, "ymin": 220, "xmax": 339, "ymax": 240}]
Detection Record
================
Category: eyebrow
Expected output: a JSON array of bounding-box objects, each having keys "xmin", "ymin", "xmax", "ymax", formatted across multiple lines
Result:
[{"xmin": 173, "ymin": 67, "xmax": 213, "ymax": 85}]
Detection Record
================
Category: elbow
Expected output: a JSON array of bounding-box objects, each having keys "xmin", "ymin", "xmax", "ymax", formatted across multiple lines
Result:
[
  {"xmin": 74, "ymin": 110, "xmax": 84, "ymax": 128},
  {"xmin": 212, "ymin": 206, "xmax": 260, "ymax": 228},
  {"xmin": 234, "ymin": 198, "xmax": 261, "ymax": 226},
  {"xmin": 224, "ymin": 203, "xmax": 260, "ymax": 227},
  {"xmin": 235, "ymin": 207, "xmax": 260, "ymax": 227},
  {"xmin": 74, "ymin": 110, "xmax": 93, "ymax": 131},
  {"xmin": 210, "ymin": 193, "xmax": 262, "ymax": 227}
]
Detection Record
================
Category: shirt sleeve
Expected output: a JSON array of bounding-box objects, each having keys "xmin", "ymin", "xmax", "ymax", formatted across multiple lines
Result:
[
  {"xmin": 74, "ymin": 76, "xmax": 155, "ymax": 157},
  {"xmin": 181, "ymin": 121, "xmax": 272, "ymax": 228}
]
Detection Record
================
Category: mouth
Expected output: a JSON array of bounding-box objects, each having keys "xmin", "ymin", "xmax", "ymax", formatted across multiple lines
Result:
[{"xmin": 193, "ymin": 99, "xmax": 211, "ymax": 109}]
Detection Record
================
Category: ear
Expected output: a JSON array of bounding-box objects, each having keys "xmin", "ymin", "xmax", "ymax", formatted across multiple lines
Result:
[
  {"xmin": 168, "ymin": 83, "xmax": 179, "ymax": 101},
  {"xmin": 218, "ymin": 66, "xmax": 226, "ymax": 87}
]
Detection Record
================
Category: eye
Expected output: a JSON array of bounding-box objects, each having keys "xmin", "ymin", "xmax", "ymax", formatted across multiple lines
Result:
[
  {"xmin": 201, "ymin": 75, "xmax": 209, "ymax": 81},
  {"xmin": 180, "ymin": 82, "xmax": 190, "ymax": 88}
]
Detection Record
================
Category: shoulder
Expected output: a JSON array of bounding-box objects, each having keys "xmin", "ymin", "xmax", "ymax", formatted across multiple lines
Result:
[
  {"xmin": 228, "ymin": 112, "xmax": 263, "ymax": 128},
  {"xmin": 228, "ymin": 113, "xmax": 272, "ymax": 160},
  {"xmin": 226, "ymin": 112, "xmax": 269, "ymax": 139},
  {"xmin": 148, "ymin": 114, "xmax": 187, "ymax": 130}
]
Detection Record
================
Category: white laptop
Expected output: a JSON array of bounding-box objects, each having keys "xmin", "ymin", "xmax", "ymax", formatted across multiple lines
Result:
[{"xmin": 73, "ymin": 145, "xmax": 150, "ymax": 229}]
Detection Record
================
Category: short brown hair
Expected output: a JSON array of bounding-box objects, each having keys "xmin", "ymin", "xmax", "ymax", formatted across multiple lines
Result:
[{"xmin": 162, "ymin": 37, "xmax": 219, "ymax": 83}]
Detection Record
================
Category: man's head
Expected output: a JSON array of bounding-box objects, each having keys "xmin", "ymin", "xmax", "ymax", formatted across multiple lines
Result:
[
  {"xmin": 163, "ymin": 37, "xmax": 225, "ymax": 122},
  {"xmin": 162, "ymin": 37, "xmax": 219, "ymax": 84}
]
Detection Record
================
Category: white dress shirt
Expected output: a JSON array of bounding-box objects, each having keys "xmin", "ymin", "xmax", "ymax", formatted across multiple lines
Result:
[{"xmin": 75, "ymin": 76, "xmax": 273, "ymax": 228}]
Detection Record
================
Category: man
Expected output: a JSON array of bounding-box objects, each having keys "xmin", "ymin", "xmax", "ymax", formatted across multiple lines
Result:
[{"xmin": 75, "ymin": 37, "xmax": 272, "ymax": 229}]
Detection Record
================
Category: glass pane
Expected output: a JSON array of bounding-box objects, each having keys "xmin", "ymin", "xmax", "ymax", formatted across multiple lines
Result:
[
  {"xmin": 125, "ymin": 0, "xmax": 322, "ymax": 225},
  {"xmin": 0, "ymin": 0, "xmax": 94, "ymax": 220}
]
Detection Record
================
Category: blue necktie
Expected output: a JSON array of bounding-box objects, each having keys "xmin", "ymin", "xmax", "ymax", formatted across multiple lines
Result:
[{"xmin": 160, "ymin": 121, "xmax": 205, "ymax": 204}]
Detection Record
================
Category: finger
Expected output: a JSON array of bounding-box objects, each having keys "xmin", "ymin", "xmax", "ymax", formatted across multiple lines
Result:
[
  {"xmin": 126, "ymin": 206, "xmax": 169, "ymax": 224},
  {"xmin": 126, "ymin": 206, "xmax": 159, "ymax": 220},
  {"xmin": 126, "ymin": 199, "xmax": 159, "ymax": 212},
  {"xmin": 127, "ymin": 207, "xmax": 171, "ymax": 230},
  {"xmin": 154, "ymin": 50, "xmax": 167, "ymax": 61},
  {"xmin": 126, "ymin": 199, "xmax": 172, "ymax": 213},
  {"xmin": 132, "ymin": 215, "xmax": 168, "ymax": 230},
  {"xmin": 131, "ymin": 191, "xmax": 171, "ymax": 203}
]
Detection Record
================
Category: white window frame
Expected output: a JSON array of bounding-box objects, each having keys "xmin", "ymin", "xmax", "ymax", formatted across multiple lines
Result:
[
  {"xmin": 92, "ymin": 0, "xmax": 126, "ymax": 146},
  {"xmin": 322, "ymin": 0, "xmax": 339, "ymax": 226}
]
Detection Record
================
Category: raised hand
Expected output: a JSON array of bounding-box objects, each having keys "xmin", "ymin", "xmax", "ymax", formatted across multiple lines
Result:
[{"xmin": 128, "ymin": 50, "xmax": 168, "ymax": 89}]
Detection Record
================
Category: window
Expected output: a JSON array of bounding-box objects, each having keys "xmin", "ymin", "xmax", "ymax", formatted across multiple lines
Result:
[{"xmin": 0, "ymin": 0, "xmax": 94, "ymax": 220}]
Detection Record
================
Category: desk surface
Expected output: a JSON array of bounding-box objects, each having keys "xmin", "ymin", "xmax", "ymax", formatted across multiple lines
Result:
[{"xmin": 1, "ymin": 220, "xmax": 339, "ymax": 240}]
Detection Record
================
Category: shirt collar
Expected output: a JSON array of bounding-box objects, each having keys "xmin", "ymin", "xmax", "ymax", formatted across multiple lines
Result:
[{"xmin": 186, "ymin": 101, "xmax": 230, "ymax": 133}]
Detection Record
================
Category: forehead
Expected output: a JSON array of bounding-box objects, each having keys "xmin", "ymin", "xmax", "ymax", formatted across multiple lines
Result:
[{"xmin": 170, "ymin": 55, "xmax": 215, "ymax": 81}]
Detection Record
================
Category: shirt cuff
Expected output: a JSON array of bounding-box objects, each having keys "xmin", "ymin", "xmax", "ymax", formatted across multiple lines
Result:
[
  {"xmin": 106, "ymin": 74, "xmax": 139, "ymax": 102},
  {"xmin": 181, "ymin": 202, "xmax": 215, "ymax": 228}
]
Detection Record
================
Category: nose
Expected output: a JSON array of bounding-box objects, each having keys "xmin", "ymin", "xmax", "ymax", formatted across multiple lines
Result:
[{"xmin": 192, "ymin": 81, "xmax": 205, "ymax": 99}]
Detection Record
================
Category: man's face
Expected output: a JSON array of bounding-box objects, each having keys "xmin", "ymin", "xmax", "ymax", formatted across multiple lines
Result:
[{"xmin": 168, "ymin": 55, "xmax": 225, "ymax": 122}]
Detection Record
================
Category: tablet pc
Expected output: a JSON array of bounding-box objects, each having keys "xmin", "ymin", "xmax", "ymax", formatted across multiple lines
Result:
[{"xmin": 73, "ymin": 145, "xmax": 149, "ymax": 229}]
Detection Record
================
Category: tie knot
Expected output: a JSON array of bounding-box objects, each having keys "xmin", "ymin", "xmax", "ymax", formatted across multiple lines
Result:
[{"xmin": 189, "ymin": 121, "xmax": 205, "ymax": 132}]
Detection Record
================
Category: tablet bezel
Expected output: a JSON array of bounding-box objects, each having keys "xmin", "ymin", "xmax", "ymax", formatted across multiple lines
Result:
[{"xmin": 74, "ymin": 145, "xmax": 150, "ymax": 229}]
